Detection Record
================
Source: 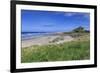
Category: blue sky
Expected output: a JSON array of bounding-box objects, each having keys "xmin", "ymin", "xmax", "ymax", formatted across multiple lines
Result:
[{"xmin": 21, "ymin": 10, "xmax": 90, "ymax": 32}]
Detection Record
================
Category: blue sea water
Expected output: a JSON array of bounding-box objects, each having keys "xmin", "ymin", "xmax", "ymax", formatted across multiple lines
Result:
[{"xmin": 21, "ymin": 32, "xmax": 52, "ymax": 40}]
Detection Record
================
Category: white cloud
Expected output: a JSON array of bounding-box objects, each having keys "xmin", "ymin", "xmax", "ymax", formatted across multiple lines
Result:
[
  {"xmin": 64, "ymin": 12, "xmax": 76, "ymax": 16},
  {"xmin": 83, "ymin": 13, "xmax": 90, "ymax": 18}
]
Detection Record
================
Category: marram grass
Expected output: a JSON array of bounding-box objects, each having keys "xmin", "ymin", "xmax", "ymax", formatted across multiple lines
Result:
[{"xmin": 21, "ymin": 36, "xmax": 90, "ymax": 63}]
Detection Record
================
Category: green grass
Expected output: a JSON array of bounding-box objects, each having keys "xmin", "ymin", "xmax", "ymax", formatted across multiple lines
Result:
[{"xmin": 21, "ymin": 34, "xmax": 90, "ymax": 63}]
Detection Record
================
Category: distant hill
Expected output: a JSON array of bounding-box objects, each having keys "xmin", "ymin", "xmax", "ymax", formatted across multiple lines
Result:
[{"xmin": 72, "ymin": 26, "xmax": 90, "ymax": 33}]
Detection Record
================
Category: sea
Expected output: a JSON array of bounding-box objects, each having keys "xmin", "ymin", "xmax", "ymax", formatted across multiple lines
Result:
[{"xmin": 21, "ymin": 32, "xmax": 53, "ymax": 40}]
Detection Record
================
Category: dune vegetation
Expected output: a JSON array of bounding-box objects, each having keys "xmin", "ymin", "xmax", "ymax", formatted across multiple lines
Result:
[{"xmin": 21, "ymin": 32, "xmax": 90, "ymax": 63}]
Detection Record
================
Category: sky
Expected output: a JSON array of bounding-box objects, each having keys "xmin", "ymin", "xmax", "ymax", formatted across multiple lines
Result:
[{"xmin": 21, "ymin": 10, "xmax": 90, "ymax": 32}]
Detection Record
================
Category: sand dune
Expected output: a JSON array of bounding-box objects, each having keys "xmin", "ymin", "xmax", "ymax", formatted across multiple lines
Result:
[{"xmin": 22, "ymin": 35, "xmax": 74, "ymax": 48}]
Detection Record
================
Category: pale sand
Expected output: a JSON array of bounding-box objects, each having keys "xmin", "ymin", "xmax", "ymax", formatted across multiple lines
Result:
[{"xmin": 21, "ymin": 35, "xmax": 74, "ymax": 48}]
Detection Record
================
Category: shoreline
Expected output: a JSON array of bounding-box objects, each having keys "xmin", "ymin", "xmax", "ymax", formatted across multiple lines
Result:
[{"xmin": 21, "ymin": 34, "xmax": 74, "ymax": 48}]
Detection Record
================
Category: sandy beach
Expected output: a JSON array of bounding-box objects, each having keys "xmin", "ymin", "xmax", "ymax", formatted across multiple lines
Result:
[{"xmin": 21, "ymin": 34, "xmax": 74, "ymax": 48}]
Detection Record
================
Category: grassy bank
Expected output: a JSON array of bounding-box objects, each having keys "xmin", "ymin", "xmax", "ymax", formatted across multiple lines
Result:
[{"xmin": 21, "ymin": 34, "xmax": 90, "ymax": 63}]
